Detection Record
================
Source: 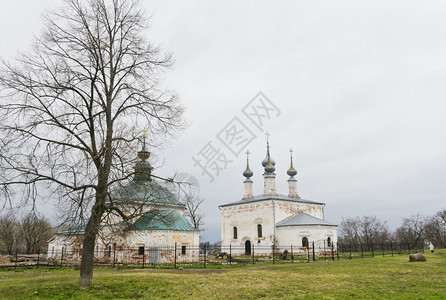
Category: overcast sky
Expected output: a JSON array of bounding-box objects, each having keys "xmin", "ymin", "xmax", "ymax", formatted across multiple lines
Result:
[{"xmin": 1, "ymin": 1, "xmax": 446, "ymax": 242}]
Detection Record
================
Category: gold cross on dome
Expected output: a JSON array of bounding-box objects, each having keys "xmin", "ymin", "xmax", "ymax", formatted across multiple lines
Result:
[{"xmin": 142, "ymin": 129, "xmax": 148, "ymax": 147}]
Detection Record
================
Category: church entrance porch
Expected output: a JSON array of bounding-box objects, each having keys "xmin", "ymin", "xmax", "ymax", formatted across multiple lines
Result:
[{"xmin": 245, "ymin": 240, "xmax": 251, "ymax": 255}]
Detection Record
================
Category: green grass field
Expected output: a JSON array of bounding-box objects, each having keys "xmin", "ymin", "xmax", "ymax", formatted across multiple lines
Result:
[{"xmin": 0, "ymin": 250, "xmax": 445, "ymax": 299}]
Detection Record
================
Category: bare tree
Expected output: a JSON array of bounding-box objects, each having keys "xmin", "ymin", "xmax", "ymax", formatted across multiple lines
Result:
[
  {"xmin": 168, "ymin": 173, "xmax": 205, "ymax": 230},
  {"xmin": 359, "ymin": 215, "xmax": 388, "ymax": 246},
  {"xmin": 183, "ymin": 193, "xmax": 205, "ymax": 230},
  {"xmin": 0, "ymin": 0, "xmax": 183, "ymax": 286},
  {"xmin": 424, "ymin": 209, "xmax": 446, "ymax": 248},
  {"xmin": 20, "ymin": 213, "xmax": 53, "ymax": 254},
  {"xmin": 340, "ymin": 215, "xmax": 388, "ymax": 247},
  {"xmin": 394, "ymin": 213, "xmax": 426, "ymax": 249},
  {"xmin": 0, "ymin": 214, "xmax": 18, "ymax": 255},
  {"xmin": 339, "ymin": 217, "xmax": 361, "ymax": 247}
]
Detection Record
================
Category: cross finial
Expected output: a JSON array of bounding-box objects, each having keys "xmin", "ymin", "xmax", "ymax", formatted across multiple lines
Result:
[
  {"xmin": 265, "ymin": 131, "xmax": 271, "ymax": 151},
  {"xmin": 142, "ymin": 128, "xmax": 147, "ymax": 148},
  {"xmin": 246, "ymin": 149, "xmax": 250, "ymax": 159},
  {"xmin": 289, "ymin": 148, "xmax": 293, "ymax": 158}
]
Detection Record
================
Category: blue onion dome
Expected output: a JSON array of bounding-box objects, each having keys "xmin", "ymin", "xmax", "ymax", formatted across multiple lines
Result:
[
  {"xmin": 287, "ymin": 158, "xmax": 297, "ymax": 177},
  {"xmin": 261, "ymin": 152, "xmax": 276, "ymax": 167},
  {"xmin": 264, "ymin": 155, "xmax": 276, "ymax": 173},
  {"xmin": 243, "ymin": 161, "xmax": 253, "ymax": 178}
]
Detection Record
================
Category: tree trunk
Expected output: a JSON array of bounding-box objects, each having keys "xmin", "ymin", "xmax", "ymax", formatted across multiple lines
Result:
[
  {"xmin": 79, "ymin": 196, "xmax": 106, "ymax": 286},
  {"xmin": 79, "ymin": 229, "xmax": 96, "ymax": 286}
]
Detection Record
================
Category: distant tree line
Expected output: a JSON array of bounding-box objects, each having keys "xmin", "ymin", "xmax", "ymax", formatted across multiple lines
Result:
[
  {"xmin": 0, "ymin": 213, "xmax": 53, "ymax": 255},
  {"xmin": 339, "ymin": 209, "xmax": 446, "ymax": 249}
]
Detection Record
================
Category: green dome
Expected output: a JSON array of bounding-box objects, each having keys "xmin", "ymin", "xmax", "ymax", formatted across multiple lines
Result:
[
  {"xmin": 110, "ymin": 180, "xmax": 183, "ymax": 207},
  {"xmin": 131, "ymin": 210, "xmax": 197, "ymax": 231}
]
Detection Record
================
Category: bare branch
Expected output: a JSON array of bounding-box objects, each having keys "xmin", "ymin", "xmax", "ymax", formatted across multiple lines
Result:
[{"xmin": 0, "ymin": 0, "xmax": 184, "ymax": 286}]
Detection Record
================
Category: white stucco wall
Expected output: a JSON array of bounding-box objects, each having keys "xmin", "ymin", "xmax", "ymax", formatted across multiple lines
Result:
[
  {"xmin": 48, "ymin": 229, "xmax": 200, "ymax": 263},
  {"xmin": 47, "ymin": 234, "xmax": 83, "ymax": 259},
  {"xmin": 276, "ymin": 225, "xmax": 338, "ymax": 250},
  {"xmin": 220, "ymin": 198, "xmax": 328, "ymax": 255},
  {"xmin": 274, "ymin": 200, "xmax": 324, "ymax": 223},
  {"xmin": 221, "ymin": 200, "xmax": 275, "ymax": 251}
]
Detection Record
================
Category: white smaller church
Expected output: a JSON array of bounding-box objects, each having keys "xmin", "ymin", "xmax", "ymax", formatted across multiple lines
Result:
[
  {"xmin": 220, "ymin": 138, "xmax": 337, "ymax": 255},
  {"xmin": 48, "ymin": 135, "xmax": 200, "ymax": 264}
]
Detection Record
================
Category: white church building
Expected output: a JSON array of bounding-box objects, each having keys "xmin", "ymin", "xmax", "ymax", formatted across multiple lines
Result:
[
  {"xmin": 220, "ymin": 139, "xmax": 337, "ymax": 255},
  {"xmin": 48, "ymin": 139, "xmax": 200, "ymax": 264}
]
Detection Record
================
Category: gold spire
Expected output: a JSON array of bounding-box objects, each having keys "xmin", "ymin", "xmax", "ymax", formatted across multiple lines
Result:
[
  {"xmin": 264, "ymin": 132, "xmax": 275, "ymax": 173},
  {"xmin": 287, "ymin": 148, "xmax": 297, "ymax": 177},
  {"xmin": 243, "ymin": 150, "xmax": 253, "ymax": 178},
  {"xmin": 142, "ymin": 128, "xmax": 147, "ymax": 147}
]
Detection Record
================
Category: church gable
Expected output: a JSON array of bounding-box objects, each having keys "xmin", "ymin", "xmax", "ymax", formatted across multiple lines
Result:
[{"xmin": 276, "ymin": 213, "xmax": 337, "ymax": 227}]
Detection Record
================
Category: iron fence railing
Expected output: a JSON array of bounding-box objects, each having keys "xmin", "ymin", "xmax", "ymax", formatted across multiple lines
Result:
[{"xmin": 0, "ymin": 240, "xmax": 426, "ymax": 270}]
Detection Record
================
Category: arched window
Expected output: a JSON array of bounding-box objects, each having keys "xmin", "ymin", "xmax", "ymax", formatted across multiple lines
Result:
[
  {"xmin": 233, "ymin": 227, "xmax": 238, "ymax": 239},
  {"xmin": 302, "ymin": 237, "xmax": 309, "ymax": 248},
  {"xmin": 327, "ymin": 237, "xmax": 331, "ymax": 247},
  {"xmin": 257, "ymin": 224, "xmax": 263, "ymax": 238}
]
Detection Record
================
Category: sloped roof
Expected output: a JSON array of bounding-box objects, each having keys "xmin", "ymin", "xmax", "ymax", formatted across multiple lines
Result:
[
  {"xmin": 276, "ymin": 213, "xmax": 337, "ymax": 227},
  {"xmin": 55, "ymin": 226, "xmax": 85, "ymax": 235},
  {"xmin": 131, "ymin": 210, "xmax": 198, "ymax": 231},
  {"xmin": 219, "ymin": 193, "xmax": 324, "ymax": 208}
]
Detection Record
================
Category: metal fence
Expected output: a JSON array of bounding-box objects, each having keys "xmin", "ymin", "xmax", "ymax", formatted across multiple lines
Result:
[
  {"xmin": 0, "ymin": 240, "xmax": 426, "ymax": 270},
  {"xmin": 337, "ymin": 241, "xmax": 425, "ymax": 259}
]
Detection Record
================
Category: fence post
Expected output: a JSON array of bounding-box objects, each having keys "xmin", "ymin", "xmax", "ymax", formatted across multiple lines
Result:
[
  {"xmin": 382, "ymin": 243, "xmax": 385, "ymax": 257},
  {"xmin": 273, "ymin": 243, "xmax": 275, "ymax": 264},
  {"xmin": 37, "ymin": 252, "xmax": 40, "ymax": 268},
  {"xmin": 291, "ymin": 245, "xmax": 294, "ymax": 263},
  {"xmin": 312, "ymin": 241, "xmax": 315, "ymax": 261},
  {"xmin": 60, "ymin": 247, "xmax": 64, "ymax": 269},
  {"xmin": 174, "ymin": 243, "xmax": 177, "ymax": 269},
  {"xmin": 336, "ymin": 243, "xmax": 339, "ymax": 260},
  {"xmin": 14, "ymin": 249, "xmax": 18, "ymax": 269},
  {"xmin": 142, "ymin": 247, "xmax": 145, "ymax": 269},
  {"xmin": 391, "ymin": 241, "xmax": 393, "ymax": 256},
  {"xmin": 252, "ymin": 244, "xmax": 255, "ymax": 264},
  {"xmin": 307, "ymin": 245, "xmax": 310, "ymax": 262},
  {"xmin": 113, "ymin": 244, "xmax": 116, "ymax": 268},
  {"xmin": 204, "ymin": 244, "xmax": 207, "ymax": 269},
  {"xmin": 331, "ymin": 243, "xmax": 334, "ymax": 261},
  {"xmin": 349, "ymin": 243, "xmax": 352, "ymax": 259},
  {"xmin": 324, "ymin": 240, "xmax": 326, "ymax": 261},
  {"xmin": 229, "ymin": 244, "xmax": 232, "ymax": 266}
]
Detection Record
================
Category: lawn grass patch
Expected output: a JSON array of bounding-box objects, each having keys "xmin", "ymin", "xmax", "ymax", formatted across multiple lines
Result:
[{"xmin": 0, "ymin": 250, "xmax": 444, "ymax": 299}]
